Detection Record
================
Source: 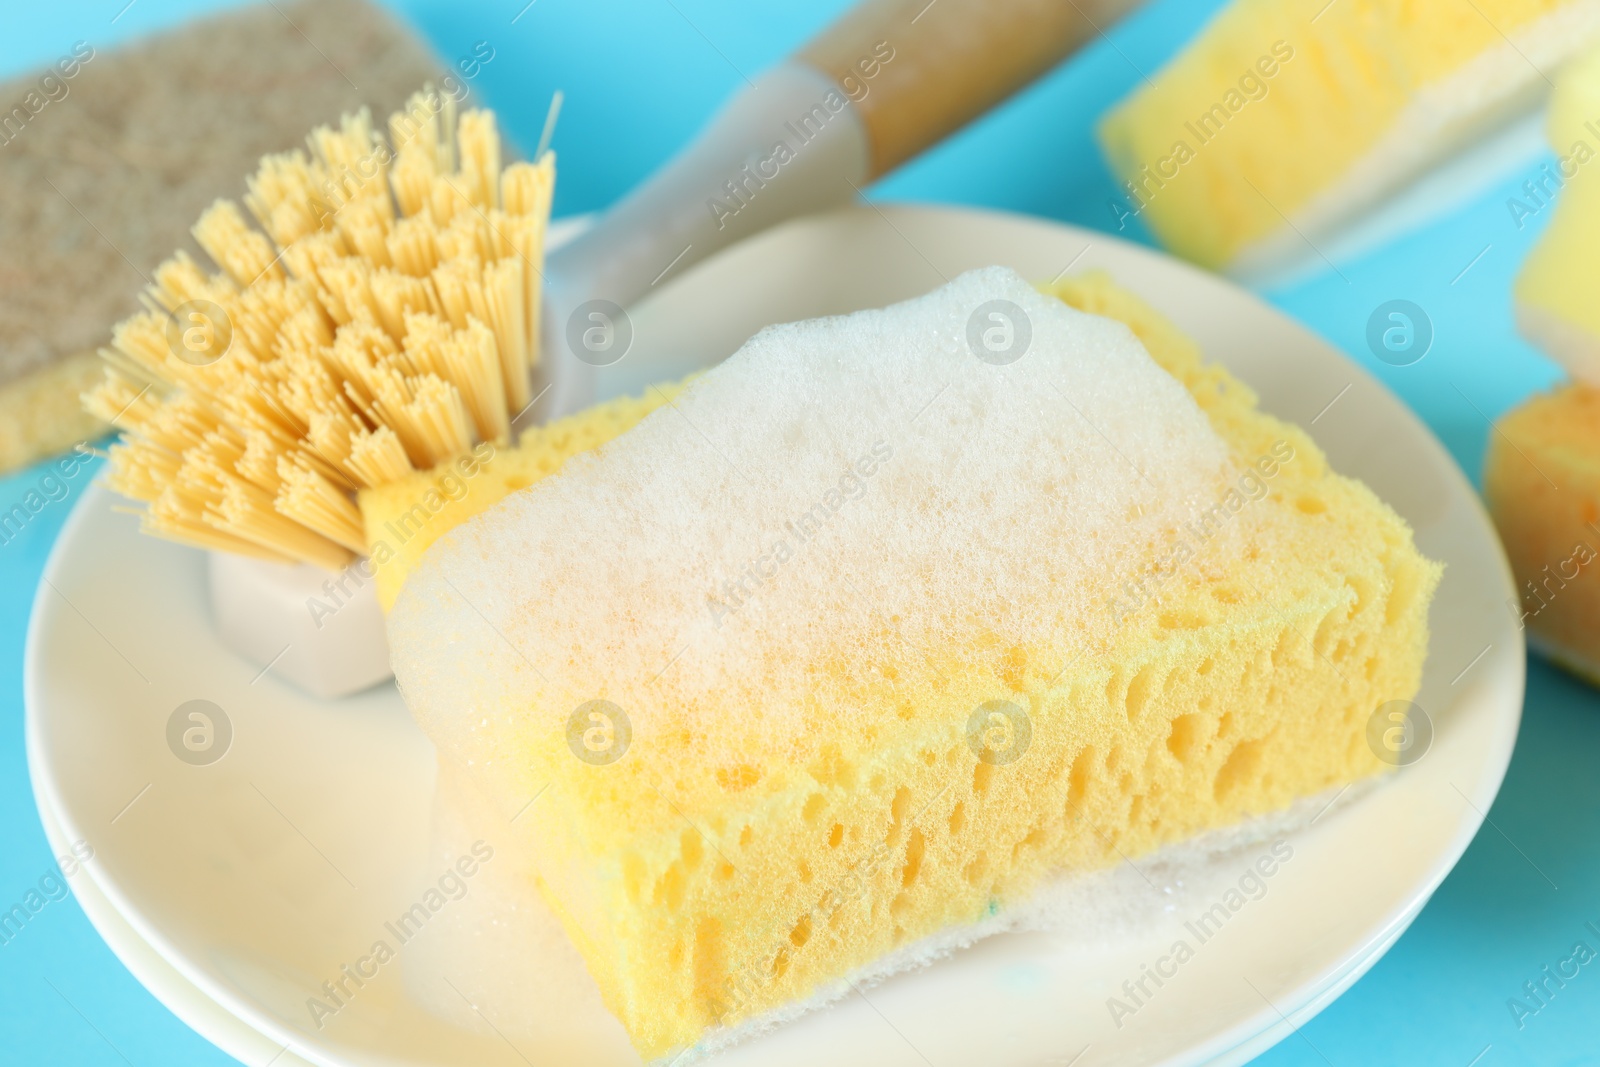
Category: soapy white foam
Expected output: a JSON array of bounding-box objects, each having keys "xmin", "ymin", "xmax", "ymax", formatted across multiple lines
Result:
[
  {"xmin": 390, "ymin": 267, "xmax": 1232, "ymax": 763},
  {"xmin": 400, "ymin": 760, "xmax": 639, "ymax": 1059}
]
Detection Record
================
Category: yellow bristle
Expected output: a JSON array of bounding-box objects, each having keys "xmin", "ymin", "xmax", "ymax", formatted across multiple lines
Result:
[
  {"xmin": 502, "ymin": 155, "xmax": 555, "ymax": 218},
  {"xmin": 400, "ymin": 312, "xmax": 508, "ymax": 442},
  {"xmin": 430, "ymin": 257, "xmax": 485, "ymax": 331},
  {"xmin": 487, "ymin": 209, "xmax": 544, "ymax": 377},
  {"xmin": 388, "ymin": 150, "xmax": 436, "ymax": 220},
  {"xmin": 210, "ymin": 475, "xmax": 352, "ymax": 570},
  {"xmin": 315, "ymin": 258, "xmax": 384, "ymax": 329},
  {"xmin": 346, "ymin": 424, "xmax": 415, "ymax": 487},
  {"xmin": 425, "ymin": 174, "xmax": 464, "ymax": 226},
  {"xmin": 82, "ymin": 371, "xmax": 162, "ymax": 433},
  {"xmin": 103, "ymin": 439, "xmax": 180, "ymax": 504},
  {"xmin": 385, "ymin": 215, "xmax": 441, "ymax": 277},
  {"xmin": 275, "ymin": 455, "xmax": 367, "ymax": 553},
  {"xmin": 436, "ymin": 208, "xmax": 494, "ymax": 263},
  {"xmin": 484, "ymin": 256, "xmax": 533, "ymax": 406},
  {"xmin": 139, "ymin": 393, "xmax": 223, "ymax": 457},
  {"xmin": 306, "ymin": 409, "xmax": 365, "ymax": 484},
  {"xmin": 370, "ymin": 268, "xmax": 440, "ymax": 340},
  {"xmin": 236, "ymin": 429, "xmax": 289, "ymax": 493},
  {"xmin": 194, "ymin": 200, "xmax": 284, "ymax": 289},
  {"xmin": 389, "ymin": 88, "xmax": 454, "ymax": 167},
  {"xmin": 364, "ymin": 368, "xmax": 472, "ymax": 468},
  {"xmin": 221, "ymin": 370, "xmax": 306, "ymax": 444},
  {"xmin": 150, "ymin": 251, "xmax": 234, "ymax": 314},
  {"xmin": 148, "ymin": 482, "xmax": 293, "ymax": 563},
  {"xmin": 245, "ymin": 150, "xmax": 333, "ymax": 247},
  {"xmin": 334, "ymin": 197, "xmax": 396, "ymax": 270},
  {"xmin": 275, "ymin": 300, "xmax": 339, "ymax": 366},
  {"xmin": 325, "ymin": 320, "xmax": 397, "ymax": 407},
  {"xmin": 457, "ymin": 109, "xmax": 502, "ymax": 209},
  {"xmin": 309, "ymin": 108, "xmax": 392, "ymax": 212},
  {"xmin": 231, "ymin": 279, "xmax": 324, "ymax": 364},
  {"xmin": 109, "ymin": 311, "xmax": 184, "ymax": 385},
  {"xmin": 280, "ymin": 229, "xmax": 350, "ymax": 285}
]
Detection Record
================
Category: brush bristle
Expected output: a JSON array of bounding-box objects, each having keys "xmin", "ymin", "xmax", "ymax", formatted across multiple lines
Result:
[{"xmin": 82, "ymin": 86, "xmax": 555, "ymax": 569}]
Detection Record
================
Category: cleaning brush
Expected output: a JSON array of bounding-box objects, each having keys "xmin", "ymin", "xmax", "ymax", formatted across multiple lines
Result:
[{"xmin": 81, "ymin": 86, "xmax": 554, "ymax": 571}]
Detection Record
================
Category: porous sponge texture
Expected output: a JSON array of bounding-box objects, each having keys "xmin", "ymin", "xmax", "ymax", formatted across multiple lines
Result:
[
  {"xmin": 1099, "ymin": 0, "xmax": 1600, "ymax": 269},
  {"xmin": 1484, "ymin": 385, "xmax": 1600, "ymax": 682},
  {"xmin": 390, "ymin": 271, "xmax": 1440, "ymax": 1060},
  {"xmin": 358, "ymin": 380, "xmax": 688, "ymax": 610}
]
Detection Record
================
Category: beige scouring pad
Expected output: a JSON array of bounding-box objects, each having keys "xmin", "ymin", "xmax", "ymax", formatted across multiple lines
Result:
[{"xmin": 1, "ymin": 0, "xmax": 442, "ymax": 474}]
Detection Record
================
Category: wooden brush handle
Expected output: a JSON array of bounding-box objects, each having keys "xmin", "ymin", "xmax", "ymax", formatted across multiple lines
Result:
[{"xmin": 799, "ymin": 0, "xmax": 1145, "ymax": 178}]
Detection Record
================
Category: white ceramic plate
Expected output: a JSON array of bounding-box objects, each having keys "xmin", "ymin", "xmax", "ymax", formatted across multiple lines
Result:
[{"xmin": 27, "ymin": 204, "xmax": 1522, "ymax": 1067}]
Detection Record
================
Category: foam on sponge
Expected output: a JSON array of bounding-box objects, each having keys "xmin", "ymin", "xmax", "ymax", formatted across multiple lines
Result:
[
  {"xmin": 358, "ymin": 379, "xmax": 689, "ymax": 611},
  {"xmin": 388, "ymin": 268, "xmax": 1439, "ymax": 1059}
]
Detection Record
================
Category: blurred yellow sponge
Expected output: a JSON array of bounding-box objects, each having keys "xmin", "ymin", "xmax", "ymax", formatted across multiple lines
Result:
[
  {"xmin": 1100, "ymin": 0, "xmax": 1600, "ymax": 272},
  {"xmin": 389, "ymin": 271, "xmax": 1440, "ymax": 1060},
  {"xmin": 1484, "ymin": 385, "xmax": 1600, "ymax": 682},
  {"xmin": 359, "ymin": 380, "xmax": 688, "ymax": 610},
  {"xmin": 1497, "ymin": 43, "xmax": 1600, "ymax": 682},
  {"xmin": 1516, "ymin": 43, "xmax": 1600, "ymax": 383}
]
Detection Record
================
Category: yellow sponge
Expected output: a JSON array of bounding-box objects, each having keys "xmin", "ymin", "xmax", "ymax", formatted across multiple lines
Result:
[
  {"xmin": 358, "ymin": 380, "xmax": 689, "ymax": 610},
  {"xmin": 1515, "ymin": 42, "xmax": 1600, "ymax": 383},
  {"xmin": 1484, "ymin": 385, "xmax": 1600, "ymax": 682},
  {"xmin": 388, "ymin": 271, "xmax": 1440, "ymax": 1060},
  {"xmin": 1100, "ymin": 0, "xmax": 1600, "ymax": 272},
  {"xmin": 1494, "ymin": 43, "xmax": 1600, "ymax": 681}
]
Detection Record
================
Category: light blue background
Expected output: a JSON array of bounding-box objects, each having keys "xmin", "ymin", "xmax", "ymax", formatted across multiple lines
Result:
[{"xmin": 0, "ymin": 1, "xmax": 1591, "ymax": 1064}]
